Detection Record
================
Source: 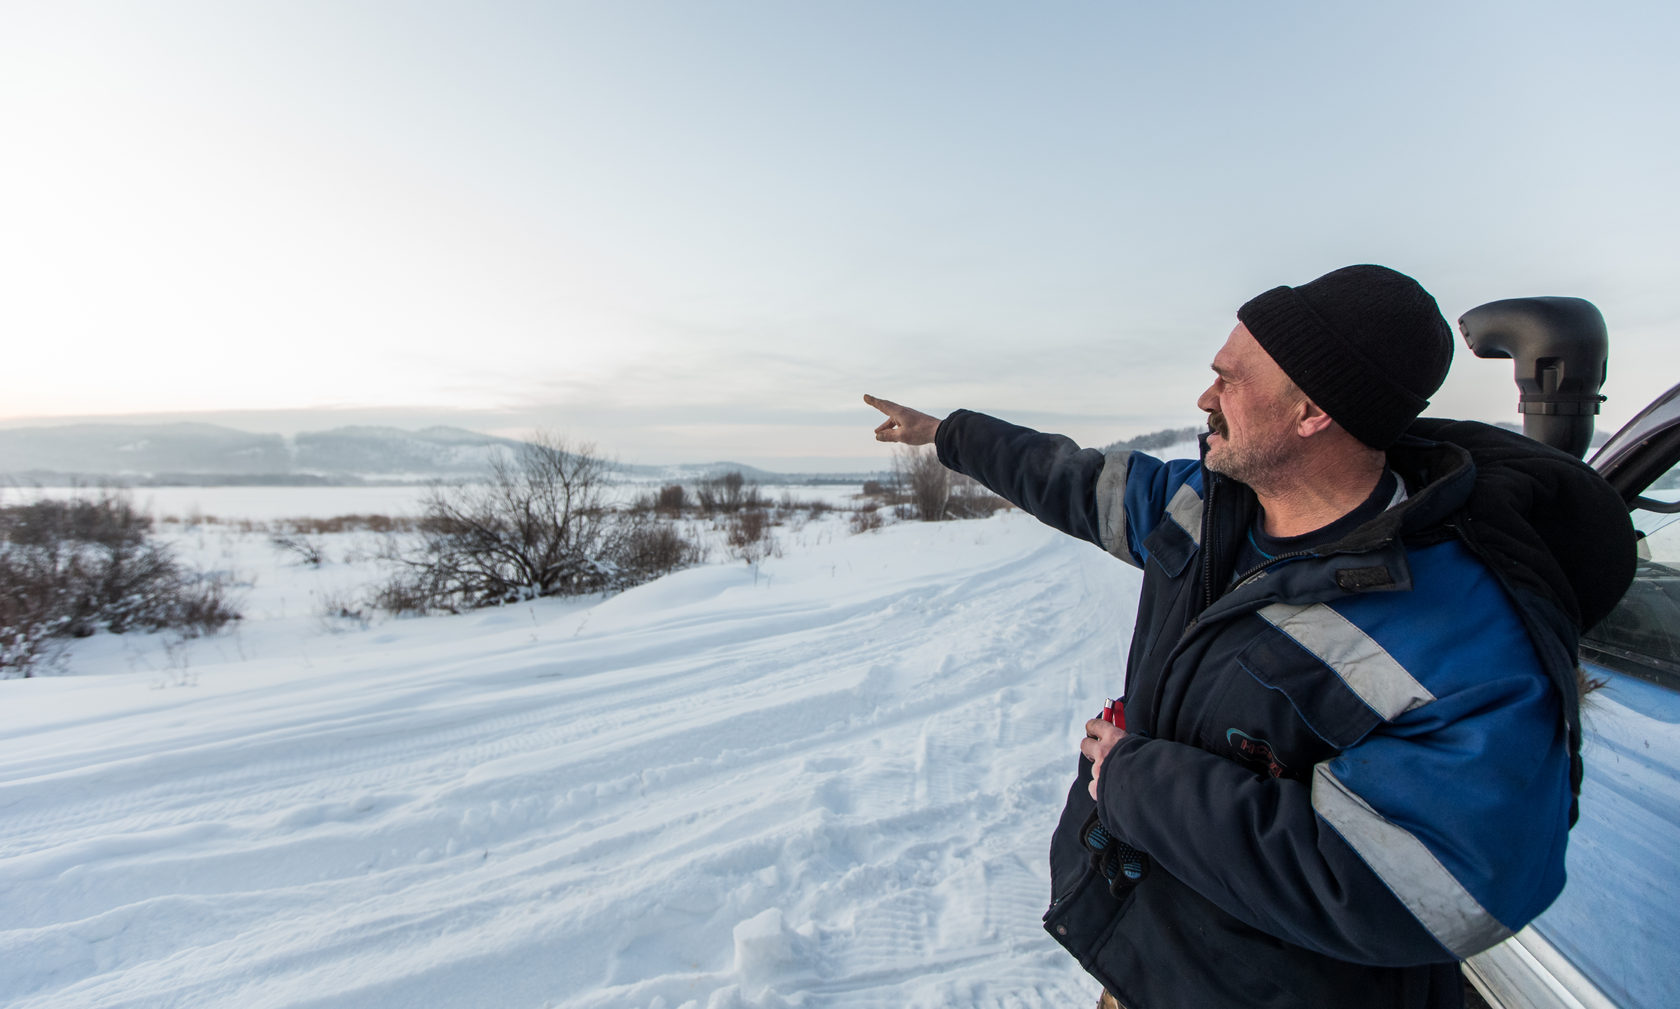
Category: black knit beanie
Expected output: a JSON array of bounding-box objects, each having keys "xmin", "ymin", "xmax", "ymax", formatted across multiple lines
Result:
[{"xmin": 1236, "ymin": 265, "xmax": 1453, "ymax": 449}]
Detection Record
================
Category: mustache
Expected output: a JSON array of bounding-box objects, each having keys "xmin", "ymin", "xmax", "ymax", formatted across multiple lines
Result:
[{"xmin": 1207, "ymin": 410, "xmax": 1229, "ymax": 438}]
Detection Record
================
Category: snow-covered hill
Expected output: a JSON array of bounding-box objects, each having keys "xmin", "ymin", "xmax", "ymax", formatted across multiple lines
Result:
[
  {"xmin": 0, "ymin": 423, "xmax": 527, "ymax": 483},
  {"xmin": 0, "ymin": 422, "xmax": 885, "ymax": 487},
  {"xmin": 0, "ymin": 512, "xmax": 1134, "ymax": 1008}
]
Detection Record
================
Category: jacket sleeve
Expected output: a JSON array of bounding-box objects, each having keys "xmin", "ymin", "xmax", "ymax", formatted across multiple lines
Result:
[
  {"xmin": 1097, "ymin": 577, "xmax": 1572, "ymax": 966},
  {"xmin": 934, "ymin": 410, "xmax": 1198, "ymax": 566},
  {"xmin": 1097, "ymin": 736, "xmax": 1460, "ymax": 965}
]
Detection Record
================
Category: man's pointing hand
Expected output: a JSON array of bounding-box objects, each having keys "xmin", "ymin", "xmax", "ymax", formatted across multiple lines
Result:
[{"xmin": 864, "ymin": 394, "xmax": 941, "ymax": 446}]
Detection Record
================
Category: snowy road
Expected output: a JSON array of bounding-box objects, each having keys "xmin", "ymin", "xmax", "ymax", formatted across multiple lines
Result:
[{"xmin": 2, "ymin": 513, "xmax": 1136, "ymax": 1008}]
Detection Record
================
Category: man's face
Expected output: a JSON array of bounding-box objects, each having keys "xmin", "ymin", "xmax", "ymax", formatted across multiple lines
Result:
[{"xmin": 1195, "ymin": 323, "xmax": 1307, "ymax": 485}]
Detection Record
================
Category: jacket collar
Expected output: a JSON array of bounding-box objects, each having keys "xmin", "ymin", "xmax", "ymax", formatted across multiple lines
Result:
[
  {"xmin": 1194, "ymin": 431, "xmax": 1476, "ymax": 557},
  {"xmin": 1187, "ymin": 431, "xmax": 1478, "ymax": 618}
]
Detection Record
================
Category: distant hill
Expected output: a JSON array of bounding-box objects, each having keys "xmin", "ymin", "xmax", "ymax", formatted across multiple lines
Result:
[
  {"xmin": 292, "ymin": 426, "xmax": 526, "ymax": 479},
  {"xmin": 0, "ymin": 423, "xmax": 525, "ymax": 484},
  {"xmin": 0, "ymin": 423, "xmax": 292, "ymax": 479},
  {"xmin": 0, "ymin": 423, "xmax": 887, "ymax": 486},
  {"xmin": 4, "ymin": 420, "xmax": 1239, "ymax": 486}
]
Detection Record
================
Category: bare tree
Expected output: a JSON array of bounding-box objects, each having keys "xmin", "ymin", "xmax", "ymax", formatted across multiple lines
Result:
[
  {"xmin": 695, "ymin": 471, "xmax": 763, "ymax": 515},
  {"xmin": 381, "ymin": 432, "xmax": 702, "ymax": 613},
  {"xmin": 655, "ymin": 484, "xmax": 686, "ymax": 517},
  {"xmin": 895, "ymin": 445, "xmax": 951, "ymax": 521}
]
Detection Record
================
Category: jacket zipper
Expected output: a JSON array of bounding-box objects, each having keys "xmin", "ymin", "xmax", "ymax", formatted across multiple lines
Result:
[
  {"xmin": 1227, "ymin": 548, "xmax": 1317, "ymax": 594},
  {"xmin": 1200, "ymin": 472, "xmax": 1219, "ymax": 612}
]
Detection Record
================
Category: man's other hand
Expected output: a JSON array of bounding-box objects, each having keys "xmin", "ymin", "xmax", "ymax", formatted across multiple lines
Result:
[
  {"xmin": 1082, "ymin": 718, "xmax": 1128, "ymax": 801},
  {"xmin": 864, "ymin": 394, "xmax": 940, "ymax": 446}
]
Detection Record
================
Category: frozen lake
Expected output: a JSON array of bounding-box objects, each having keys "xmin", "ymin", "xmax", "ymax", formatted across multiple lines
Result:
[{"xmin": 8, "ymin": 482, "xmax": 872, "ymax": 522}]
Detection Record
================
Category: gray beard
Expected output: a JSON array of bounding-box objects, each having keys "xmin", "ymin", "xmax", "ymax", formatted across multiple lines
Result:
[{"xmin": 1205, "ymin": 432, "xmax": 1296, "ymax": 491}]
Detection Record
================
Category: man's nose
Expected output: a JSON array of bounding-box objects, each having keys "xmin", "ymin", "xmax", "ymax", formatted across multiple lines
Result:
[{"xmin": 1196, "ymin": 383, "xmax": 1218, "ymax": 413}]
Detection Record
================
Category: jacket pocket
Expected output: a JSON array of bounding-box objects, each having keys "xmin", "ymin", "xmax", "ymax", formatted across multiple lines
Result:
[
  {"xmin": 1141, "ymin": 520, "xmax": 1197, "ymax": 579},
  {"xmin": 1043, "ymin": 862, "xmax": 1135, "ymax": 965},
  {"xmin": 1235, "ymin": 615, "xmax": 1392, "ymax": 750}
]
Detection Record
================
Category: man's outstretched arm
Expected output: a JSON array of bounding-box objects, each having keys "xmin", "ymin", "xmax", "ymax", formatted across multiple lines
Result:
[{"xmin": 867, "ymin": 396, "xmax": 1148, "ymax": 561}]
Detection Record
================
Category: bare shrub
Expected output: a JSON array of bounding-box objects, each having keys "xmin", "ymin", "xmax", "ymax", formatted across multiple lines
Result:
[
  {"xmin": 618, "ymin": 516, "xmax": 708, "ymax": 580},
  {"xmin": 168, "ymin": 575, "xmax": 239, "ymax": 635},
  {"xmin": 629, "ymin": 485, "xmax": 690, "ymax": 519},
  {"xmin": 694, "ymin": 475, "xmax": 725, "ymax": 514},
  {"xmin": 727, "ymin": 508, "xmax": 772, "ymax": 564},
  {"xmin": 0, "ymin": 553, "xmax": 67, "ymax": 672},
  {"xmin": 279, "ymin": 514, "xmax": 417, "ymax": 535},
  {"xmin": 370, "ymin": 569, "xmax": 435, "ymax": 616},
  {"xmin": 774, "ymin": 491, "xmax": 828, "ymax": 530},
  {"xmin": 946, "ymin": 471, "xmax": 1011, "ymax": 519},
  {"xmin": 696, "ymin": 471, "xmax": 762, "ymax": 515},
  {"xmin": 882, "ymin": 449, "xmax": 1004, "ymax": 521},
  {"xmin": 849, "ymin": 503, "xmax": 884, "ymax": 534},
  {"xmin": 0, "ymin": 492, "xmax": 240, "ymax": 677},
  {"xmin": 270, "ymin": 532, "xmax": 326, "ymax": 566},
  {"xmin": 376, "ymin": 432, "xmax": 704, "ymax": 614},
  {"xmin": 895, "ymin": 446, "xmax": 951, "ymax": 521},
  {"xmin": 317, "ymin": 589, "xmax": 372, "ymax": 632},
  {"xmin": 656, "ymin": 484, "xmax": 686, "ymax": 517}
]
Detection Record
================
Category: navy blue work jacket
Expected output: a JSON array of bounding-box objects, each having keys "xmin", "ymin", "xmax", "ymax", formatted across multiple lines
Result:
[{"xmin": 936, "ymin": 411, "xmax": 1631, "ymax": 1009}]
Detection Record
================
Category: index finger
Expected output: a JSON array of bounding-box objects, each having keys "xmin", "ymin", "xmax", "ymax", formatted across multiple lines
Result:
[
  {"xmin": 863, "ymin": 393, "xmax": 901, "ymax": 416},
  {"xmin": 1085, "ymin": 718, "xmax": 1123, "ymax": 742}
]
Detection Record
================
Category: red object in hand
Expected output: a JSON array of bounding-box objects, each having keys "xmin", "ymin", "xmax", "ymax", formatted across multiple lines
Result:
[{"xmin": 1101, "ymin": 697, "xmax": 1126, "ymax": 730}]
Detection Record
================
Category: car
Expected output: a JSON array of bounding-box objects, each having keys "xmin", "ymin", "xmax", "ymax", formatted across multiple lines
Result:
[{"xmin": 1457, "ymin": 299, "xmax": 1680, "ymax": 1009}]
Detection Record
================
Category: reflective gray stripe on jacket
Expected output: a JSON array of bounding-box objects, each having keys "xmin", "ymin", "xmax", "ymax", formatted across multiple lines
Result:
[{"xmin": 1313, "ymin": 765, "xmax": 1514, "ymax": 958}]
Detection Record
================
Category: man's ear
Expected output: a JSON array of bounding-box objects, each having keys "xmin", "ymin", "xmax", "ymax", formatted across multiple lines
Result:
[{"xmin": 1295, "ymin": 398, "xmax": 1336, "ymax": 439}]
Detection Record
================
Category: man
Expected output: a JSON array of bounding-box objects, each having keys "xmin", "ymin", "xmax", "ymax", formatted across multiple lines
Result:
[{"xmin": 865, "ymin": 265, "xmax": 1634, "ymax": 1009}]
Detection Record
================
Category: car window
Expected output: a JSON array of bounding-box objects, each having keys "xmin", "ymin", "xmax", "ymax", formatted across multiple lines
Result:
[
  {"xmin": 1580, "ymin": 460, "xmax": 1680, "ymax": 686},
  {"xmin": 1635, "ymin": 464, "xmax": 1680, "ymax": 548}
]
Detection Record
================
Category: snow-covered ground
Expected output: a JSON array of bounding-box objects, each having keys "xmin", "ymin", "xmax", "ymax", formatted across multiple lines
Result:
[
  {"xmin": 1, "ymin": 510, "xmax": 1132, "ymax": 1008},
  {"xmin": 6, "ymin": 468, "xmax": 1677, "ymax": 1009}
]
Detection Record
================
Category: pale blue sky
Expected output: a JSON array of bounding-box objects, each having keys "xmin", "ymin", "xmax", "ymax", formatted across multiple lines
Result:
[{"xmin": 3, "ymin": 1, "xmax": 1677, "ymax": 469}]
